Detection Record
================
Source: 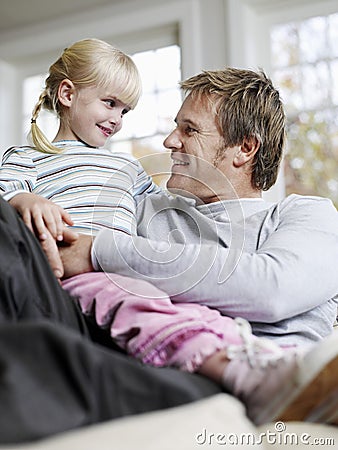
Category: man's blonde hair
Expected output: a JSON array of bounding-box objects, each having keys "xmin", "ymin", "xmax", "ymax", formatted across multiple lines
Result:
[
  {"xmin": 180, "ymin": 68, "xmax": 286, "ymax": 191},
  {"xmin": 30, "ymin": 38, "xmax": 142, "ymax": 154}
]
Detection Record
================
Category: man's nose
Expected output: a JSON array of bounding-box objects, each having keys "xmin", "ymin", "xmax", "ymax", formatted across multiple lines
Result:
[{"xmin": 163, "ymin": 130, "xmax": 182, "ymax": 150}]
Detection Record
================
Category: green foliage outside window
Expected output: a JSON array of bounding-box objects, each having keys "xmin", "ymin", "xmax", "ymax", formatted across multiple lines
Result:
[
  {"xmin": 272, "ymin": 13, "xmax": 338, "ymax": 208},
  {"xmin": 285, "ymin": 110, "xmax": 338, "ymax": 207}
]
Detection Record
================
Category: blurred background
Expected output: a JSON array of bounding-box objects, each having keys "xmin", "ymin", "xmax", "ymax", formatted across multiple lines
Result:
[{"xmin": 0, "ymin": 0, "xmax": 337, "ymax": 205}]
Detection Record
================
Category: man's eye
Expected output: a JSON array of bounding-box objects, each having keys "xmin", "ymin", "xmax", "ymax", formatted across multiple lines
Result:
[
  {"xmin": 185, "ymin": 126, "xmax": 197, "ymax": 134},
  {"xmin": 122, "ymin": 108, "xmax": 130, "ymax": 116}
]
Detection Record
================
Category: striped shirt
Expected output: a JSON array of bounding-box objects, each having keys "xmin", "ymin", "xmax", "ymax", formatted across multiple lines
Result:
[{"xmin": 0, "ymin": 140, "xmax": 159, "ymax": 236}]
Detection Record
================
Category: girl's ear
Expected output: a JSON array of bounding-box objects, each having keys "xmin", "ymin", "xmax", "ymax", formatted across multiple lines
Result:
[
  {"xmin": 58, "ymin": 79, "xmax": 75, "ymax": 107},
  {"xmin": 233, "ymin": 136, "xmax": 261, "ymax": 168}
]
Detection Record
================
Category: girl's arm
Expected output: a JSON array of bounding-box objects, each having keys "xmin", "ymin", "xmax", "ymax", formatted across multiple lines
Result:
[{"xmin": 0, "ymin": 147, "xmax": 72, "ymax": 241}]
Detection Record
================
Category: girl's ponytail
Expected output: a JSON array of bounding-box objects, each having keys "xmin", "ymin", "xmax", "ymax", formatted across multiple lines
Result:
[{"xmin": 30, "ymin": 89, "xmax": 63, "ymax": 154}]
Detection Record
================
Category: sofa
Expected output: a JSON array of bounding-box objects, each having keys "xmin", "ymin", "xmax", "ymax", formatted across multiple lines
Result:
[{"xmin": 1, "ymin": 393, "xmax": 337, "ymax": 450}]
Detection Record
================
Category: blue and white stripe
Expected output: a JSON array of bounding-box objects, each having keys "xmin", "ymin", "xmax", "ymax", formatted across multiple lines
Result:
[{"xmin": 0, "ymin": 141, "xmax": 159, "ymax": 236}]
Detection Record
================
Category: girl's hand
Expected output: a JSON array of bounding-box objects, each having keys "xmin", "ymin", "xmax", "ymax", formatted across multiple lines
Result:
[{"xmin": 9, "ymin": 192, "xmax": 74, "ymax": 241}]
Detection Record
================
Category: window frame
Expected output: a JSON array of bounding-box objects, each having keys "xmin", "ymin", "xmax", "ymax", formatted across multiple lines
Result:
[{"xmin": 226, "ymin": 0, "xmax": 338, "ymax": 201}]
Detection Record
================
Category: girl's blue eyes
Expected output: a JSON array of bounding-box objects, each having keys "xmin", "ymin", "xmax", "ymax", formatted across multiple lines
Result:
[
  {"xmin": 105, "ymin": 99, "xmax": 116, "ymax": 108},
  {"xmin": 104, "ymin": 100, "xmax": 129, "ymax": 115}
]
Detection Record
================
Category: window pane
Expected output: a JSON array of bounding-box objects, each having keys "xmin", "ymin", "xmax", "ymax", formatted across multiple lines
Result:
[
  {"xmin": 286, "ymin": 109, "xmax": 338, "ymax": 200},
  {"xmin": 299, "ymin": 16, "xmax": 327, "ymax": 63},
  {"xmin": 23, "ymin": 75, "xmax": 45, "ymax": 115},
  {"xmin": 331, "ymin": 60, "xmax": 338, "ymax": 105},
  {"xmin": 328, "ymin": 13, "xmax": 338, "ymax": 57},
  {"xmin": 155, "ymin": 45, "xmax": 181, "ymax": 90},
  {"xmin": 271, "ymin": 13, "xmax": 338, "ymax": 208},
  {"xmin": 126, "ymin": 93, "xmax": 158, "ymax": 138},
  {"xmin": 301, "ymin": 62, "xmax": 330, "ymax": 110},
  {"xmin": 22, "ymin": 74, "xmax": 58, "ymax": 143},
  {"xmin": 274, "ymin": 67, "xmax": 303, "ymax": 113},
  {"xmin": 111, "ymin": 44, "xmax": 182, "ymax": 153},
  {"xmin": 157, "ymin": 89, "xmax": 182, "ymax": 133},
  {"xmin": 271, "ymin": 24, "xmax": 299, "ymax": 68},
  {"xmin": 132, "ymin": 51, "xmax": 157, "ymax": 93}
]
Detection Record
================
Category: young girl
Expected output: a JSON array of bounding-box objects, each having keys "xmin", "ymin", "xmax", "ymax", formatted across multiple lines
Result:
[{"xmin": 0, "ymin": 38, "xmax": 320, "ymax": 426}]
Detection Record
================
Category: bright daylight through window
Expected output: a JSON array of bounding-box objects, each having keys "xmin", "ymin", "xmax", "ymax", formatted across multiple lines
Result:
[{"xmin": 271, "ymin": 12, "xmax": 338, "ymax": 207}]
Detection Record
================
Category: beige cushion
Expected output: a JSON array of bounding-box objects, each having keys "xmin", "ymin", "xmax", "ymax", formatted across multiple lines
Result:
[
  {"xmin": 0, "ymin": 394, "xmax": 257, "ymax": 450},
  {"xmin": 0, "ymin": 394, "xmax": 337, "ymax": 450}
]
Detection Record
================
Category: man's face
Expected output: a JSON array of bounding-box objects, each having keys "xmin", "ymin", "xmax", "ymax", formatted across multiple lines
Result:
[{"xmin": 164, "ymin": 94, "xmax": 235, "ymax": 203}]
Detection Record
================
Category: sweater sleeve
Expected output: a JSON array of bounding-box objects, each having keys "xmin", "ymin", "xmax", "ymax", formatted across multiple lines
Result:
[
  {"xmin": 0, "ymin": 147, "xmax": 37, "ymax": 200},
  {"xmin": 133, "ymin": 159, "xmax": 162, "ymax": 196},
  {"xmin": 92, "ymin": 196, "xmax": 338, "ymax": 323}
]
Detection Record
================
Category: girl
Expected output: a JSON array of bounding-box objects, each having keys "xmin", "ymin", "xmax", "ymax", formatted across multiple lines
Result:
[{"xmin": 0, "ymin": 38, "xmax": 312, "ymax": 425}]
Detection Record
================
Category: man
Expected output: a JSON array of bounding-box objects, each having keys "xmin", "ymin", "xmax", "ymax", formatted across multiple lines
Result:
[
  {"xmin": 1, "ymin": 68, "xmax": 337, "ymax": 442},
  {"xmin": 60, "ymin": 68, "xmax": 338, "ymax": 346},
  {"xmin": 56, "ymin": 68, "xmax": 338, "ymax": 424}
]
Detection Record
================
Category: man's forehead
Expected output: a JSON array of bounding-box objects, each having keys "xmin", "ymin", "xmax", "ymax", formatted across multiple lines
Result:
[
  {"xmin": 182, "ymin": 92, "xmax": 210, "ymax": 109},
  {"xmin": 176, "ymin": 93, "xmax": 216, "ymax": 125}
]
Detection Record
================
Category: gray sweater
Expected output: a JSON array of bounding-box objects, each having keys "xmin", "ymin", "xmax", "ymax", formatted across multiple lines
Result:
[{"xmin": 92, "ymin": 192, "xmax": 338, "ymax": 347}]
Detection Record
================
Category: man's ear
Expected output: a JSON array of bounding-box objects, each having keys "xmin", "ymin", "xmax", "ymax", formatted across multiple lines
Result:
[
  {"xmin": 58, "ymin": 79, "xmax": 75, "ymax": 107},
  {"xmin": 233, "ymin": 136, "xmax": 260, "ymax": 167}
]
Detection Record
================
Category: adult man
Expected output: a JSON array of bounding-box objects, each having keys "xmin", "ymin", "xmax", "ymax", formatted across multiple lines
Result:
[
  {"xmin": 1, "ymin": 68, "xmax": 337, "ymax": 442},
  {"xmin": 60, "ymin": 68, "xmax": 338, "ymax": 346},
  {"xmin": 56, "ymin": 68, "xmax": 338, "ymax": 425}
]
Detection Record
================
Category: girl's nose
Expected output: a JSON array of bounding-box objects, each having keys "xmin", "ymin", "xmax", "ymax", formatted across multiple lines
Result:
[{"xmin": 109, "ymin": 109, "xmax": 123, "ymax": 127}]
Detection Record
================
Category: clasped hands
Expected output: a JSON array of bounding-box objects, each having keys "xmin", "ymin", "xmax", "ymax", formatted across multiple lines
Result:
[
  {"xmin": 10, "ymin": 192, "xmax": 93, "ymax": 279},
  {"xmin": 41, "ymin": 228, "xmax": 94, "ymax": 279}
]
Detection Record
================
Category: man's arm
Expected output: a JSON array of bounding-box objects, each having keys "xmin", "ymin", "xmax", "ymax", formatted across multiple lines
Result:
[
  {"xmin": 91, "ymin": 196, "xmax": 338, "ymax": 323},
  {"xmin": 59, "ymin": 233, "xmax": 94, "ymax": 279}
]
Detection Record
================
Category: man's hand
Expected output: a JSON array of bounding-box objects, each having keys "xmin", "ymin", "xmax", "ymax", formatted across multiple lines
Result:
[
  {"xmin": 40, "ymin": 230, "xmax": 64, "ymax": 279},
  {"xmin": 40, "ymin": 227, "xmax": 79, "ymax": 279},
  {"xmin": 59, "ymin": 234, "xmax": 94, "ymax": 279}
]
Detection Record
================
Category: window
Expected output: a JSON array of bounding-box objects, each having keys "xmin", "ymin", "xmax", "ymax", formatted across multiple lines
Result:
[
  {"xmin": 22, "ymin": 73, "xmax": 57, "ymax": 144},
  {"xmin": 271, "ymin": 12, "xmax": 338, "ymax": 207},
  {"xmin": 22, "ymin": 44, "xmax": 182, "ymax": 187},
  {"xmin": 109, "ymin": 44, "xmax": 181, "ymax": 186}
]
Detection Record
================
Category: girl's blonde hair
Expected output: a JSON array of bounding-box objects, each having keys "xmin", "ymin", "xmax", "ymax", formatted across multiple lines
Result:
[{"xmin": 30, "ymin": 38, "xmax": 142, "ymax": 154}]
